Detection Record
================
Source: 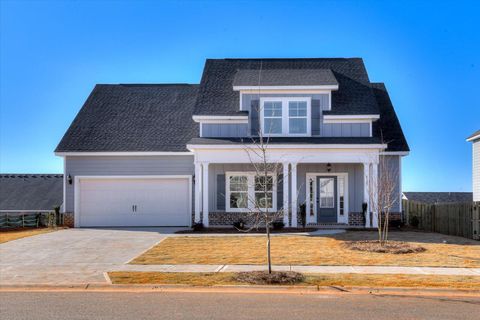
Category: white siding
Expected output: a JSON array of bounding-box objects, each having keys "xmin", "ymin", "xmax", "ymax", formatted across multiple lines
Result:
[{"xmin": 474, "ymin": 140, "xmax": 480, "ymax": 201}]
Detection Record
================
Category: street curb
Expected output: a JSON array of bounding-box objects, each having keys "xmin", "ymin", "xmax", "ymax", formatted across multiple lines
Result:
[{"xmin": 1, "ymin": 283, "xmax": 480, "ymax": 297}]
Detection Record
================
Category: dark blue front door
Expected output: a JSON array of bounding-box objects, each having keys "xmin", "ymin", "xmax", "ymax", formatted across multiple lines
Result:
[{"xmin": 317, "ymin": 176, "xmax": 337, "ymax": 223}]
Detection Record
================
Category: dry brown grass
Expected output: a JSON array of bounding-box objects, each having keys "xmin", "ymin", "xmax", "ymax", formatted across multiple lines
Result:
[
  {"xmin": 108, "ymin": 271, "xmax": 480, "ymax": 289},
  {"xmin": 131, "ymin": 231, "xmax": 480, "ymax": 268},
  {"xmin": 0, "ymin": 228, "xmax": 58, "ymax": 244},
  {"xmin": 234, "ymin": 271, "xmax": 304, "ymax": 285}
]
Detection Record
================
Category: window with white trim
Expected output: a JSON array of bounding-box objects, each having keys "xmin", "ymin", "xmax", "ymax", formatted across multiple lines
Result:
[
  {"xmin": 226, "ymin": 172, "xmax": 277, "ymax": 212},
  {"xmin": 260, "ymin": 97, "xmax": 311, "ymax": 136},
  {"xmin": 319, "ymin": 178, "xmax": 335, "ymax": 208}
]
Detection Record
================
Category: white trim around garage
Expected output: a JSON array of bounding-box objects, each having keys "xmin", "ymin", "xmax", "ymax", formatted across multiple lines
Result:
[{"xmin": 73, "ymin": 175, "xmax": 192, "ymax": 228}]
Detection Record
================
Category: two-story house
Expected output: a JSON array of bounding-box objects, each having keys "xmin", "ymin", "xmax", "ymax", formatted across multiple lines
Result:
[{"xmin": 55, "ymin": 58, "xmax": 409, "ymax": 228}]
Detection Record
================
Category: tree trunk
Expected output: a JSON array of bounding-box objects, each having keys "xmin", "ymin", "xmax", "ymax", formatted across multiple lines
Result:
[{"xmin": 266, "ymin": 223, "xmax": 272, "ymax": 274}]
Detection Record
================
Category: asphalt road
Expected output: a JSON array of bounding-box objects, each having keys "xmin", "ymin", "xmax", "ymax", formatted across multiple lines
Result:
[{"xmin": 1, "ymin": 291, "xmax": 479, "ymax": 320}]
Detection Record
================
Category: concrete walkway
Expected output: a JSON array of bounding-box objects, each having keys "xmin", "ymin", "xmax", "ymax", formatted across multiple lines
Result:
[{"xmin": 112, "ymin": 264, "xmax": 480, "ymax": 276}]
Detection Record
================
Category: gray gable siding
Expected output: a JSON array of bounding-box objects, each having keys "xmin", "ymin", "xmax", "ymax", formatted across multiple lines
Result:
[
  {"xmin": 64, "ymin": 155, "xmax": 194, "ymax": 213},
  {"xmin": 202, "ymin": 123, "xmax": 249, "ymax": 138},
  {"xmin": 322, "ymin": 123, "xmax": 370, "ymax": 137}
]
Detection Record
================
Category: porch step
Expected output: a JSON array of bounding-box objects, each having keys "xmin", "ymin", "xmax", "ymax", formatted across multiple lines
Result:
[{"xmin": 307, "ymin": 223, "xmax": 349, "ymax": 229}]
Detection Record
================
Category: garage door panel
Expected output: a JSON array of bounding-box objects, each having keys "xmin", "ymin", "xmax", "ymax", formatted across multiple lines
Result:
[{"xmin": 78, "ymin": 178, "xmax": 190, "ymax": 227}]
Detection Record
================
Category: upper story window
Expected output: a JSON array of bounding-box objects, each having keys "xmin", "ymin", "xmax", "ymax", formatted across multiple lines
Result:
[{"xmin": 260, "ymin": 97, "xmax": 311, "ymax": 136}]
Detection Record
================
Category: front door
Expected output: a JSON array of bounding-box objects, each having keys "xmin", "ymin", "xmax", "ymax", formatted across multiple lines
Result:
[{"xmin": 317, "ymin": 176, "xmax": 337, "ymax": 223}]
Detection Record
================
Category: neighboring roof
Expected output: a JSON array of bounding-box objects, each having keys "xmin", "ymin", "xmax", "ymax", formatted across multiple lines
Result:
[
  {"xmin": 371, "ymin": 83, "xmax": 410, "ymax": 152},
  {"xmin": 402, "ymin": 192, "xmax": 473, "ymax": 204},
  {"xmin": 467, "ymin": 129, "xmax": 480, "ymax": 142},
  {"xmin": 194, "ymin": 58, "xmax": 380, "ymax": 116},
  {"xmin": 188, "ymin": 136, "xmax": 382, "ymax": 146},
  {"xmin": 0, "ymin": 174, "xmax": 63, "ymax": 211},
  {"xmin": 55, "ymin": 84, "xmax": 199, "ymax": 152},
  {"xmin": 233, "ymin": 69, "xmax": 338, "ymax": 87}
]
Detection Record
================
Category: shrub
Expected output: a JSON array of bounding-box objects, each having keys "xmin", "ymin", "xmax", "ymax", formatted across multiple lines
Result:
[
  {"xmin": 272, "ymin": 221, "xmax": 284, "ymax": 230},
  {"xmin": 192, "ymin": 222, "xmax": 204, "ymax": 231},
  {"xmin": 233, "ymin": 219, "xmax": 246, "ymax": 230},
  {"xmin": 409, "ymin": 216, "xmax": 420, "ymax": 228}
]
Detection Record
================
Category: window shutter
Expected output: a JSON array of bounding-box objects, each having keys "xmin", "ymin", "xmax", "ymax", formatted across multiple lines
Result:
[
  {"xmin": 250, "ymin": 99, "xmax": 260, "ymax": 136},
  {"xmin": 311, "ymin": 99, "xmax": 321, "ymax": 136},
  {"xmin": 216, "ymin": 174, "xmax": 226, "ymax": 211}
]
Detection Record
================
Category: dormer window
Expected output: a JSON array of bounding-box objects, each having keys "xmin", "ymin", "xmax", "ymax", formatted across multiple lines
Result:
[{"xmin": 260, "ymin": 97, "xmax": 311, "ymax": 136}]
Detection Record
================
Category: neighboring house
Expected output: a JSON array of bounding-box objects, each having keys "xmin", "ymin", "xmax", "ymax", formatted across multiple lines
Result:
[
  {"xmin": 402, "ymin": 192, "xmax": 473, "ymax": 204},
  {"xmin": 0, "ymin": 174, "xmax": 63, "ymax": 213},
  {"xmin": 55, "ymin": 58, "xmax": 409, "ymax": 228},
  {"xmin": 467, "ymin": 130, "xmax": 480, "ymax": 201}
]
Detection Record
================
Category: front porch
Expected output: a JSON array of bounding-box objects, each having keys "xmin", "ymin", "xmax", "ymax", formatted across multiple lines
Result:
[{"xmin": 190, "ymin": 144, "xmax": 385, "ymax": 229}]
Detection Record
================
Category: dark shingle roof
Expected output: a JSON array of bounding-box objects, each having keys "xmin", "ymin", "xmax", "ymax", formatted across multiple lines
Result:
[
  {"xmin": 0, "ymin": 174, "xmax": 63, "ymax": 211},
  {"xmin": 371, "ymin": 83, "xmax": 410, "ymax": 152},
  {"xmin": 403, "ymin": 192, "xmax": 473, "ymax": 204},
  {"xmin": 188, "ymin": 136, "xmax": 382, "ymax": 145},
  {"xmin": 194, "ymin": 58, "xmax": 379, "ymax": 116},
  {"xmin": 233, "ymin": 69, "xmax": 338, "ymax": 87},
  {"xmin": 55, "ymin": 84, "xmax": 199, "ymax": 152},
  {"xmin": 467, "ymin": 129, "xmax": 480, "ymax": 141}
]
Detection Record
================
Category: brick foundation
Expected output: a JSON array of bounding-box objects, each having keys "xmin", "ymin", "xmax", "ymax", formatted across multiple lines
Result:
[
  {"xmin": 208, "ymin": 212, "xmax": 283, "ymax": 226},
  {"xmin": 63, "ymin": 212, "xmax": 74, "ymax": 227},
  {"xmin": 348, "ymin": 212, "xmax": 402, "ymax": 227}
]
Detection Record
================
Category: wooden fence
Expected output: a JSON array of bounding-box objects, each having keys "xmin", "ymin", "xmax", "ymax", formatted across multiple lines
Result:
[{"xmin": 403, "ymin": 200, "xmax": 480, "ymax": 240}]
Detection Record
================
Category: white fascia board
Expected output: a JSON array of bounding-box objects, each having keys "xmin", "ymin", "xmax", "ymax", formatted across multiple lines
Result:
[
  {"xmin": 55, "ymin": 152, "xmax": 193, "ymax": 157},
  {"xmin": 466, "ymin": 133, "xmax": 480, "ymax": 142},
  {"xmin": 187, "ymin": 143, "xmax": 388, "ymax": 150},
  {"xmin": 233, "ymin": 85, "xmax": 339, "ymax": 91},
  {"xmin": 380, "ymin": 151, "xmax": 410, "ymax": 156},
  {"xmin": 323, "ymin": 114, "xmax": 380, "ymax": 122},
  {"xmin": 192, "ymin": 115, "xmax": 249, "ymax": 123}
]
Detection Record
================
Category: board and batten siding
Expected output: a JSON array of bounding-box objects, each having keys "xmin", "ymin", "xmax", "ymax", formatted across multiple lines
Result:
[
  {"xmin": 473, "ymin": 140, "xmax": 480, "ymax": 201},
  {"xmin": 202, "ymin": 123, "xmax": 249, "ymax": 137},
  {"xmin": 379, "ymin": 155, "xmax": 401, "ymax": 213},
  {"xmin": 64, "ymin": 155, "xmax": 194, "ymax": 212}
]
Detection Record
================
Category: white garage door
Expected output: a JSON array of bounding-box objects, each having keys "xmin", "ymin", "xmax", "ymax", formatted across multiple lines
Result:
[{"xmin": 77, "ymin": 177, "xmax": 191, "ymax": 227}]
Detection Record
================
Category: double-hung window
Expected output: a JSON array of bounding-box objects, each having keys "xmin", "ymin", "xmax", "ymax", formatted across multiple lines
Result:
[
  {"xmin": 226, "ymin": 172, "xmax": 276, "ymax": 212},
  {"xmin": 260, "ymin": 97, "xmax": 311, "ymax": 136}
]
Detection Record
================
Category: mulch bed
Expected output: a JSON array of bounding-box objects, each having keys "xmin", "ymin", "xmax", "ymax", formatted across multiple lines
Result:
[
  {"xmin": 175, "ymin": 228, "xmax": 318, "ymax": 234},
  {"xmin": 233, "ymin": 271, "xmax": 304, "ymax": 285},
  {"xmin": 343, "ymin": 240, "xmax": 427, "ymax": 254}
]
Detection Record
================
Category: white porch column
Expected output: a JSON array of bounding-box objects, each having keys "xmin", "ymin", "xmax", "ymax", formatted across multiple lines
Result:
[
  {"xmin": 194, "ymin": 162, "xmax": 202, "ymax": 223},
  {"xmin": 363, "ymin": 162, "xmax": 371, "ymax": 228},
  {"xmin": 371, "ymin": 162, "xmax": 379, "ymax": 228},
  {"xmin": 202, "ymin": 162, "xmax": 209, "ymax": 227},
  {"xmin": 282, "ymin": 162, "xmax": 290, "ymax": 226},
  {"xmin": 291, "ymin": 162, "xmax": 298, "ymax": 228}
]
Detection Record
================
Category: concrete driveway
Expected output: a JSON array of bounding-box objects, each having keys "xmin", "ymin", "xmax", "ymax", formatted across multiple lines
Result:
[{"xmin": 0, "ymin": 228, "xmax": 182, "ymax": 285}]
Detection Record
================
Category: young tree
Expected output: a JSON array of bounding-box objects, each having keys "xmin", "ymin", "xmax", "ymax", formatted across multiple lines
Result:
[{"xmin": 367, "ymin": 152, "xmax": 399, "ymax": 245}]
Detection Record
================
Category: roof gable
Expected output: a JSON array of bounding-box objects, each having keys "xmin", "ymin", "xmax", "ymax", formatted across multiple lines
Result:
[
  {"xmin": 55, "ymin": 84, "xmax": 199, "ymax": 152},
  {"xmin": 194, "ymin": 58, "xmax": 379, "ymax": 116}
]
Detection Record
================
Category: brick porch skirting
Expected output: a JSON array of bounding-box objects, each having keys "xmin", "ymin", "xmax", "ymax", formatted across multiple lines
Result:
[
  {"xmin": 349, "ymin": 212, "xmax": 403, "ymax": 227},
  {"xmin": 208, "ymin": 212, "xmax": 283, "ymax": 226},
  {"xmin": 63, "ymin": 212, "xmax": 74, "ymax": 227}
]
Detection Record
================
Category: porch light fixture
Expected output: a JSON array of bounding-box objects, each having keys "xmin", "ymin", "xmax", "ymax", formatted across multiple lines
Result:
[
  {"xmin": 326, "ymin": 163, "xmax": 332, "ymax": 172},
  {"xmin": 67, "ymin": 174, "xmax": 72, "ymax": 185}
]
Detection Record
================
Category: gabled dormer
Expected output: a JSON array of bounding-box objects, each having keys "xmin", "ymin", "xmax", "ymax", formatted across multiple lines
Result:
[{"xmin": 192, "ymin": 58, "xmax": 385, "ymax": 140}]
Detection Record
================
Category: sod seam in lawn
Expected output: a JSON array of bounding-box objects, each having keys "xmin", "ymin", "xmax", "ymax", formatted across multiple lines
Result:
[
  {"xmin": 108, "ymin": 272, "xmax": 480, "ymax": 289},
  {"xmin": 130, "ymin": 232, "xmax": 480, "ymax": 268}
]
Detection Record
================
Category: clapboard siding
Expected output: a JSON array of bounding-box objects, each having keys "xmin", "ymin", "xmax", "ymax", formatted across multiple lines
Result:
[{"xmin": 64, "ymin": 155, "xmax": 194, "ymax": 212}]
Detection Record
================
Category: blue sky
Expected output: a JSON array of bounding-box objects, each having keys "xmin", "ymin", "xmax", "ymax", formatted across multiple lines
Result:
[{"xmin": 1, "ymin": 0, "xmax": 479, "ymax": 192}]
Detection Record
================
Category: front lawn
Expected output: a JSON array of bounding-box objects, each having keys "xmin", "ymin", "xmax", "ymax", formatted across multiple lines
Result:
[
  {"xmin": 108, "ymin": 272, "xmax": 480, "ymax": 289},
  {"xmin": 0, "ymin": 228, "xmax": 57, "ymax": 244},
  {"xmin": 131, "ymin": 231, "xmax": 480, "ymax": 268}
]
